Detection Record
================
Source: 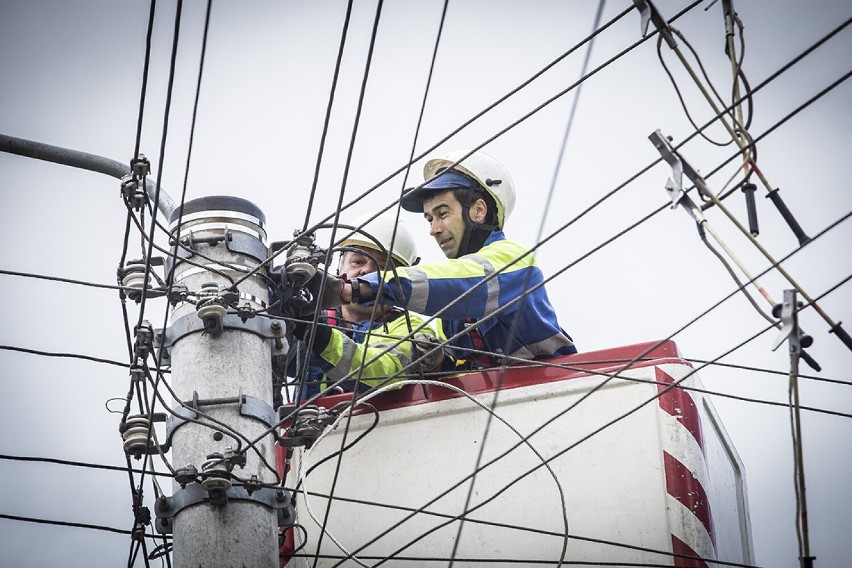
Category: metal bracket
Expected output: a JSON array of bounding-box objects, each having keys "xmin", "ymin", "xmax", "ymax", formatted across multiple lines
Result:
[
  {"xmin": 161, "ymin": 391, "xmax": 285, "ymax": 452},
  {"xmin": 633, "ymin": 0, "xmax": 677, "ymax": 48},
  {"xmin": 154, "ymin": 312, "xmax": 278, "ymax": 364},
  {"xmin": 154, "ymin": 484, "xmax": 293, "ymax": 534},
  {"xmin": 649, "ymin": 130, "xmax": 707, "ymax": 227},
  {"xmin": 165, "ymin": 228, "xmax": 269, "ymax": 277},
  {"xmin": 276, "ymin": 404, "xmax": 338, "ymax": 449},
  {"xmin": 772, "ymin": 289, "xmax": 802, "ymax": 352},
  {"xmin": 649, "ymin": 130, "xmax": 713, "ymax": 196}
]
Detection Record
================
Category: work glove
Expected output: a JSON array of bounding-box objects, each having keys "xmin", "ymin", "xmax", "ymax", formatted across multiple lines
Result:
[
  {"xmin": 290, "ymin": 313, "xmax": 333, "ymax": 354},
  {"xmin": 298, "ymin": 270, "xmax": 344, "ymax": 316},
  {"xmin": 411, "ymin": 333, "xmax": 444, "ymax": 373}
]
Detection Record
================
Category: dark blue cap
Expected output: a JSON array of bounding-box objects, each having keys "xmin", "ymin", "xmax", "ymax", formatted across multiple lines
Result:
[{"xmin": 400, "ymin": 170, "xmax": 478, "ymax": 212}]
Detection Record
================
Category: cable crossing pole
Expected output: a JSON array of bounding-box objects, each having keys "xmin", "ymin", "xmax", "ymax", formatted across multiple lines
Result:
[{"xmin": 154, "ymin": 196, "xmax": 291, "ymax": 567}]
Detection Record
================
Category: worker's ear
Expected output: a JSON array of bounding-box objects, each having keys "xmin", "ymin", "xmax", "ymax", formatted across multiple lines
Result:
[{"xmin": 469, "ymin": 198, "xmax": 488, "ymax": 224}]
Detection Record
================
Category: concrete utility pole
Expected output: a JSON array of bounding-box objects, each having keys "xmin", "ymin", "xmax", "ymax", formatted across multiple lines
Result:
[{"xmin": 156, "ymin": 196, "xmax": 289, "ymax": 567}]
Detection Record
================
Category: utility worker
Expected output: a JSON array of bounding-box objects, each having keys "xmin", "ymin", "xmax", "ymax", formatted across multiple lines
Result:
[
  {"xmin": 338, "ymin": 150, "xmax": 576, "ymax": 367},
  {"xmin": 292, "ymin": 213, "xmax": 443, "ymax": 398}
]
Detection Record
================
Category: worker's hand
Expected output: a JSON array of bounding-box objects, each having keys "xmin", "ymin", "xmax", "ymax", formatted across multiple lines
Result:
[
  {"xmin": 300, "ymin": 270, "xmax": 344, "ymax": 315},
  {"xmin": 289, "ymin": 313, "xmax": 333, "ymax": 354},
  {"xmin": 290, "ymin": 314, "xmax": 311, "ymax": 341},
  {"xmin": 412, "ymin": 333, "xmax": 444, "ymax": 373}
]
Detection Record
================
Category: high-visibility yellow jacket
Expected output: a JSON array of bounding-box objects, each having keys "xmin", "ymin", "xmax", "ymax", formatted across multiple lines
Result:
[{"xmin": 295, "ymin": 309, "xmax": 440, "ymax": 397}]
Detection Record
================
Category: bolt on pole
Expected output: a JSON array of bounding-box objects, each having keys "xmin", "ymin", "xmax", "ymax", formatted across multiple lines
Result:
[{"xmin": 165, "ymin": 196, "xmax": 282, "ymax": 567}]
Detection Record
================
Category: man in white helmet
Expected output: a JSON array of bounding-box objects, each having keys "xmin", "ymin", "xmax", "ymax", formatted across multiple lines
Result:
[
  {"xmin": 292, "ymin": 213, "xmax": 443, "ymax": 398},
  {"xmin": 339, "ymin": 150, "xmax": 576, "ymax": 367}
]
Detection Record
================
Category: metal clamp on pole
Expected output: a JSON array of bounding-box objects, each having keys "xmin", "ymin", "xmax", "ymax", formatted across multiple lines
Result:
[{"xmin": 154, "ymin": 484, "xmax": 294, "ymax": 535}]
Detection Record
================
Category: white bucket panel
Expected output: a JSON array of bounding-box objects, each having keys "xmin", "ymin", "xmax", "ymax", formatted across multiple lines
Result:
[{"xmin": 281, "ymin": 343, "xmax": 752, "ymax": 567}]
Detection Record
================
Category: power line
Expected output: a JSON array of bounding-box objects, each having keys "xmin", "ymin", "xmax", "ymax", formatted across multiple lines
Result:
[
  {"xmin": 302, "ymin": 0, "xmax": 355, "ymax": 233},
  {"xmin": 0, "ymin": 268, "xmax": 129, "ymax": 292},
  {"xmin": 132, "ymin": 0, "xmax": 158, "ymax": 161},
  {"xmin": 0, "ymin": 454, "xmax": 172, "ymax": 478},
  {"xmin": 0, "ymin": 513, "xmax": 135, "ymax": 537},
  {"xmin": 0, "ymin": 344, "xmax": 128, "ymax": 368},
  {"xmin": 686, "ymin": 358, "xmax": 852, "ymax": 387}
]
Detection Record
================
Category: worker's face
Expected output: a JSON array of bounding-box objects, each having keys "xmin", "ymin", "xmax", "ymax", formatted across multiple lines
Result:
[
  {"xmin": 422, "ymin": 190, "xmax": 486, "ymax": 259},
  {"xmin": 339, "ymin": 250, "xmax": 389, "ymax": 280},
  {"xmin": 339, "ymin": 249, "xmax": 391, "ymax": 322}
]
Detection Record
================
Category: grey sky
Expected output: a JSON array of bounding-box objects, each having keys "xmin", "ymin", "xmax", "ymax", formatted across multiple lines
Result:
[{"xmin": 1, "ymin": 1, "xmax": 850, "ymax": 566}]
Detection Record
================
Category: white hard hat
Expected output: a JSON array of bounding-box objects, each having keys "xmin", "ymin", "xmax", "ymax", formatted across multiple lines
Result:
[
  {"xmin": 338, "ymin": 212, "xmax": 419, "ymax": 267},
  {"xmin": 401, "ymin": 149, "xmax": 516, "ymax": 228}
]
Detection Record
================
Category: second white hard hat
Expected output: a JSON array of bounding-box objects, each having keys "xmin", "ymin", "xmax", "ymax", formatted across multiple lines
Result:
[{"xmin": 338, "ymin": 212, "xmax": 419, "ymax": 267}]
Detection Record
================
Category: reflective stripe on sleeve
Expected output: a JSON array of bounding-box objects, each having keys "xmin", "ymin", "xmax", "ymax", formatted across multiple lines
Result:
[
  {"xmin": 401, "ymin": 266, "xmax": 430, "ymax": 312},
  {"xmin": 465, "ymin": 254, "xmax": 501, "ymax": 316}
]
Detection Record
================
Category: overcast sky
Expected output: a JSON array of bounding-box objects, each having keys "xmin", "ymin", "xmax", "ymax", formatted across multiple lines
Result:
[{"xmin": 1, "ymin": 1, "xmax": 850, "ymax": 567}]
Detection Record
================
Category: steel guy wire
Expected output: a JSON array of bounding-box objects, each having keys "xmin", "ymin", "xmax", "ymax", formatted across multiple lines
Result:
[
  {"xmin": 0, "ymin": 270, "xmax": 147, "ymax": 293},
  {"xmin": 301, "ymin": 0, "xmax": 354, "ymax": 234}
]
